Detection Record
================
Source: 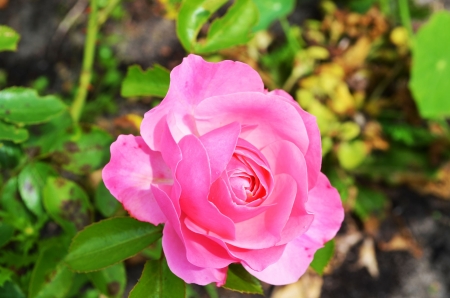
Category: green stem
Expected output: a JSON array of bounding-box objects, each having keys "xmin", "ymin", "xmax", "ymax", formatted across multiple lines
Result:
[
  {"xmin": 98, "ymin": 0, "xmax": 121, "ymax": 26},
  {"xmin": 398, "ymin": 0, "xmax": 413, "ymax": 39},
  {"xmin": 379, "ymin": 0, "xmax": 390, "ymax": 16},
  {"xmin": 70, "ymin": 0, "xmax": 99, "ymax": 123}
]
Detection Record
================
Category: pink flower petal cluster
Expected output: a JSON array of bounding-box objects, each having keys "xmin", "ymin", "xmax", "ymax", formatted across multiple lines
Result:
[{"xmin": 103, "ymin": 55, "xmax": 344, "ymax": 286}]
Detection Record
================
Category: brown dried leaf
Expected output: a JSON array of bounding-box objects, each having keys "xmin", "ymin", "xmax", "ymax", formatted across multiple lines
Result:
[
  {"xmin": 379, "ymin": 234, "xmax": 423, "ymax": 258},
  {"xmin": 271, "ymin": 269, "xmax": 323, "ymax": 298},
  {"xmin": 358, "ymin": 237, "xmax": 379, "ymax": 278}
]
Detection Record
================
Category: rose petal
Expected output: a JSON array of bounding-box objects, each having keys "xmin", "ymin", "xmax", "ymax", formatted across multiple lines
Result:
[
  {"xmin": 152, "ymin": 185, "xmax": 234, "ymax": 271},
  {"xmin": 102, "ymin": 135, "xmax": 171, "ymax": 225},
  {"xmin": 269, "ymin": 90, "xmax": 321, "ymax": 189},
  {"xmin": 243, "ymin": 236, "xmax": 313, "ymax": 285},
  {"xmin": 303, "ymin": 172, "xmax": 345, "ymax": 245},
  {"xmin": 199, "ymin": 122, "xmax": 241, "ymax": 182},
  {"xmin": 261, "ymin": 140, "xmax": 314, "ymax": 245},
  {"xmin": 141, "ymin": 55, "xmax": 264, "ymax": 152},
  {"xmin": 159, "ymin": 115, "xmax": 182, "ymax": 171},
  {"xmin": 227, "ymin": 243, "xmax": 286, "ymax": 272},
  {"xmin": 209, "ymin": 178, "xmax": 271, "ymax": 223},
  {"xmin": 177, "ymin": 135, "xmax": 235, "ymax": 240},
  {"xmin": 243, "ymin": 173, "xmax": 344, "ymax": 285},
  {"xmin": 195, "ymin": 92, "xmax": 309, "ymax": 152},
  {"xmin": 163, "ymin": 223, "xmax": 228, "ymax": 286},
  {"xmin": 226, "ymin": 174, "xmax": 299, "ymax": 249}
]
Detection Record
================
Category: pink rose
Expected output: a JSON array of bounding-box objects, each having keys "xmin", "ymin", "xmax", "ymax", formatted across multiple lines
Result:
[{"xmin": 103, "ymin": 55, "xmax": 344, "ymax": 286}]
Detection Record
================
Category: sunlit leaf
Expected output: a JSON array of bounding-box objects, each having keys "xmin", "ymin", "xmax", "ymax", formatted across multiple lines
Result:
[
  {"xmin": 43, "ymin": 177, "xmax": 93, "ymax": 234},
  {"xmin": 18, "ymin": 162, "xmax": 57, "ymax": 217},
  {"xmin": 195, "ymin": 0, "xmax": 258, "ymax": 53},
  {"xmin": 177, "ymin": 0, "xmax": 227, "ymax": 52},
  {"xmin": 51, "ymin": 125, "xmax": 113, "ymax": 175},
  {"xmin": 129, "ymin": 258, "xmax": 185, "ymax": 298},
  {"xmin": 65, "ymin": 217, "xmax": 162, "ymax": 272},
  {"xmin": 310, "ymin": 240, "xmax": 335, "ymax": 275},
  {"xmin": 252, "ymin": 0, "xmax": 295, "ymax": 32},
  {"xmin": 0, "ymin": 121, "xmax": 28, "ymax": 143},
  {"xmin": 410, "ymin": 11, "xmax": 450, "ymax": 119},
  {"xmin": 223, "ymin": 264, "xmax": 263, "ymax": 294},
  {"xmin": 337, "ymin": 140, "xmax": 367, "ymax": 170},
  {"xmin": 121, "ymin": 65, "xmax": 170, "ymax": 98},
  {"xmin": 0, "ymin": 87, "xmax": 67, "ymax": 125},
  {"xmin": 0, "ymin": 26, "xmax": 20, "ymax": 52}
]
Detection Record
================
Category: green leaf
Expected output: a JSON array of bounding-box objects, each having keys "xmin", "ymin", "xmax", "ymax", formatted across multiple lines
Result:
[
  {"xmin": 65, "ymin": 274, "xmax": 89, "ymax": 298},
  {"xmin": 195, "ymin": 0, "xmax": 259, "ymax": 53},
  {"xmin": 0, "ymin": 141, "xmax": 24, "ymax": 169},
  {"xmin": 0, "ymin": 26, "xmax": 20, "ymax": 52},
  {"xmin": 87, "ymin": 263, "xmax": 126, "ymax": 298},
  {"xmin": 121, "ymin": 65, "xmax": 170, "ymax": 98},
  {"xmin": 0, "ymin": 266, "xmax": 13, "ymax": 287},
  {"xmin": 18, "ymin": 162, "xmax": 57, "ymax": 217},
  {"xmin": 0, "ymin": 121, "xmax": 28, "ymax": 143},
  {"xmin": 223, "ymin": 264, "xmax": 263, "ymax": 295},
  {"xmin": 337, "ymin": 140, "xmax": 367, "ymax": 170},
  {"xmin": 65, "ymin": 217, "xmax": 162, "ymax": 272},
  {"xmin": 51, "ymin": 125, "xmax": 113, "ymax": 175},
  {"xmin": 0, "ymin": 222, "xmax": 14, "ymax": 248},
  {"xmin": 129, "ymin": 258, "xmax": 185, "ymax": 298},
  {"xmin": 0, "ymin": 87, "xmax": 67, "ymax": 125},
  {"xmin": 310, "ymin": 240, "xmax": 335, "ymax": 275},
  {"xmin": 252, "ymin": 0, "xmax": 295, "ymax": 31},
  {"xmin": 141, "ymin": 238, "xmax": 162, "ymax": 260},
  {"xmin": 0, "ymin": 250, "xmax": 38, "ymax": 268},
  {"xmin": 354, "ymin": 187, "xmax": 387, "ymax": 220},
  {"xmin": 0, "ymin": 177, "xmax": 33, "ymax": 230},
  {"xmin": 43, "ymin": 177, "xmax": 93, "ymax": 234},
  {"xmin": 29, "ymin": 244, "xmax": 74, "ymax": 298},
  {"xmin": 23, "ymin": 111, "xmax": 73, "ymax": 157},
  {"xmin": 410, "ymin": 11, "xmax": 450, "ymax": 119},
  {"xmin": 177, "ymin": 0, "xmax": 228, "ymax": 52},
  {"xmin": 94, "ymin": 180, "xmax": 120, "ymax": 218},
  {"xmin": 0, "ymin": 281, "xmax": 26, "ymax": 298},
  {"xmin": 346, "ymin": 0, "xmax": 376, "ymax": 13}
]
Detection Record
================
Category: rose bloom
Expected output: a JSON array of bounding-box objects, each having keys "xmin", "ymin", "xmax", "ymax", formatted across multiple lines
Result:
[{"xmin": 103, "ymin": 55, "xmax": 344, "ymax": 286}]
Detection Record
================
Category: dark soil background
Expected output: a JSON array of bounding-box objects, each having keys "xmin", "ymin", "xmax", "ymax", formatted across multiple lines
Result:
[{"xmin": 1, "ymin": 0, "xmax": 450, "ymax": 297}]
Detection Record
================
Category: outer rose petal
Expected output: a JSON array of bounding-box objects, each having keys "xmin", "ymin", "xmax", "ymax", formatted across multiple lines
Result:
[
  {"xmin": 141, "ymin": 55, "xmax": 264, "ymax": 151},
  {"xmin": 244, "ymin": 173, "xmax": 344, "ymax": 285},
  {"xmin": 152, "ymin": 186, "xmax": 235, "ymax": 273},
  {"xmin": 195, "ymin": 92, "xmax": 309, "ymax": 152},
  {"xmin": 102, "ymin": 135, "xmax": 171, "ymax": 225},
  {"xmin": 177, "ymin": 135, "xmax": 235, "ymax": 240},
  {"xmin": 163, "ymin": 223, "xmax": 228, "ymax": 286},
  {"xmin": 269, "ymin": 89, "xmax": 322, "ymax": 189},
  {"xmin": 303, "ymin": 172, "xmax": 345, "ymax": 245}
]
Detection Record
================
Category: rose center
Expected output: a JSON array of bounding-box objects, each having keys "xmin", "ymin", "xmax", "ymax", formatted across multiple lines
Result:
[{"xmin": 227, "ymin": 153, "xmax": 269, "ymax": 205}]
